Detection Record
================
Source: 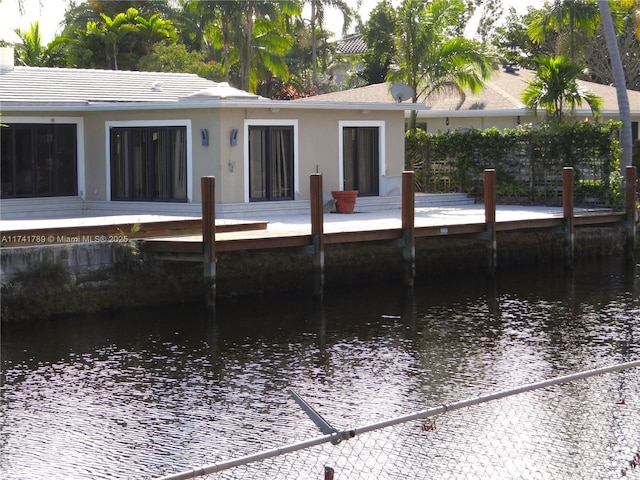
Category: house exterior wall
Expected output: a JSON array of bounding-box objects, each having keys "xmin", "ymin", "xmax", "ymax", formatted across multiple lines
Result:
[
  {"xmin": 236, "ymin": 108, "xmax": 406, "ymax": 199},
  {"xmin": 3, "ymin": 109, "xmax": 225, "ymax": 205},
  {"xmin": 418, "ymin": 114, "xmax": 540, "ymax": 133},
  {"xmin": 418, "ymin": 113, "xmax": 640, "ymax": 134},
  {"xmin": 217, "ymin": 108, "xmax": 251, "ymax": 204},
  {"xmin": 2, "ymin": 107, "xmax": 405, "ymax": 213},
  {"xmin": 85, "ymin": 108, "xmax": 227, "ymax": 204}
]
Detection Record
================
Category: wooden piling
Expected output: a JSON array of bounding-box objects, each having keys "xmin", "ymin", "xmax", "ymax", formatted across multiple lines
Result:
[
  {"xmin": 201, "ymin": 176, "xmax": 216, "ymax": 310},
  {"xmin": 310, "ymin": 174, "xmax": 325, "ymax": 298},
  {"xmin": 324, "ymin": 466, "xmax": 335, "ymax": 480},
  {"xmin": 402, "ymin": 171, "xmax": 416, "ymax": 287},
  {"xmin": 562, "ymin": 167, "xmax": 575, "ymax": 268},
  {"xmin": 625, "ymin": 166, "xmax": 637, "ymax": 261},
  {"xmin": 484, "ymin": 169, "xmax": 497, "ymax": 275}
]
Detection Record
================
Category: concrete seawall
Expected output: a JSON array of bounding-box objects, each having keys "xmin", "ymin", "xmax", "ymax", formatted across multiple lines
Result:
[{"xmin": 0, "ymin": 224, "xmax": 631, "ymax": 322}]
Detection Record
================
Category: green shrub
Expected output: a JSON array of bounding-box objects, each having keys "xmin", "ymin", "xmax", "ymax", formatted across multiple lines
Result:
[{"xmin": 406, "ymin": 120, "xmax": 622, "ymax": 207}]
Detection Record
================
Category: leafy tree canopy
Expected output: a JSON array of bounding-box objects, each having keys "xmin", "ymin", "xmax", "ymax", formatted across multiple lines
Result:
[{"xmin": 359, "ymin": 0, "xmax": 396, "ymax": 86}]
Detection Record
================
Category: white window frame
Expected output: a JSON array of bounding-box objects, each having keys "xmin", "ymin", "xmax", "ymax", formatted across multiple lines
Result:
[
  {"xmin": 338, "ymin": 120, "xmax": 386, "ymax": 191},
  {"xmin": 2, "ymin": 116, "xmax": 86, "ymax": 199},
  {"xmin": 243, "ymin": 119, "xmax": 299, "ymax": 203},
  {"xmin": 105, "ymin": 119, "xmax": 193, "ymax": 202}
]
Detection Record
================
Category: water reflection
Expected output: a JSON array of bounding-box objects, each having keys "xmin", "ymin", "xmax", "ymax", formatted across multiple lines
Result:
[{"xmin": 1, "ymin": 257, "xmax": 638, "ymax": 479}]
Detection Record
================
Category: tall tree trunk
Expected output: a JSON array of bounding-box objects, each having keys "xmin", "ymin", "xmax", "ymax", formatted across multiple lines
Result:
[
  {"xmin": 241, "ymin": 5, "xmax": 254, "ymax": 92},
  {"xmin": 112, "ymin": 43, "xmax": 119, "ymax": 70},
  {"xmin": 311, "ymin": 1, "xmax": 317, "ymax": 86},
  {"xmin": 598, "ymin": 0, "xmax": 632, "ymax": 172},
  {"xmin": 222, "ymin": 23, "xmax": 230, "ymax": 82},
  {"xmin": 409, "ymin": 93, "xmax": 418, "ymax": 131}
]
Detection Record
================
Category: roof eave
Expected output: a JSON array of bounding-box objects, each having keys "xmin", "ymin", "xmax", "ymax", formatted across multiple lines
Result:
[
  {"xmin": 1, "ymin": 100, "xmax": 229, "ymax": 112},
  {"xmin": 2, "ymin": 102, "xmax": 634, "ymax": 116},
  {"xmin": 270, "ymin": 100, "xmax": 426, "ymax": 111},
  {"xmin": 1, "ymin": 102, "xmax": 90, "ymax": 112},
  {"xmin": 414, "ymin": 109, "xmax": 529, "ymax": 118},
  {"xmin": 413, "ymin": 108, "xmax": 637, "ymax": 118},
  {"xmin": 1, "ymin": 99, "xmax": 419, "ymax": 112}
]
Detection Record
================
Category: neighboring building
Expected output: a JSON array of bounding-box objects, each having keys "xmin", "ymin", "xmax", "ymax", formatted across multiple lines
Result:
[
  {"xmin": 0, "ymin": 48, "xmax": 411, "ymax": 220},
  {"xmin": 335, "ymin": 33, "xmax": 367, "ymax": 55},
  {"xmin": 332, "ymin": 33, "xmax": 367, "ymax": 87},
  {"xmin": 304, "ymin": 66, "xmax": 640, "ymax": 135}
]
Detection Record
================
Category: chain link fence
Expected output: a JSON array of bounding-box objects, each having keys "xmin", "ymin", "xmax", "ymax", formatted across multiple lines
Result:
[{"xmin": 157, "ymin": 362, "xmax": 640, "ymax": 480}]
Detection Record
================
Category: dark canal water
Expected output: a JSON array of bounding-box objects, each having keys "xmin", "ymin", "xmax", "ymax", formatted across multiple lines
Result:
[{"xmin": 1, "ymin": 257, "xmax": 639, "ymax": 480}]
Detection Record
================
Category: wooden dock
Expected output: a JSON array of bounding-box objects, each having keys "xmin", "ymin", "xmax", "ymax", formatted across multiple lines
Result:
[
  {"xmin": 0, "ymin": 217, "xmax": 268, "ymax": 247},
  {"xmin": 1, "ymin": 168, "xmax": 635, "ymax": 310},
  {"xmin": 140, "ymin": 168, "xmax": 636, "ymax": 309}
]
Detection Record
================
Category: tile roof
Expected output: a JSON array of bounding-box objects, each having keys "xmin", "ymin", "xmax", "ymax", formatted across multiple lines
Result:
[
  {"xmin": 297, "ymin": 82, "xmax": 401, "ymax": 103},
  {"xmin": 299, "ymin": 68, "xmax": 640, "ymax": 114},
  {"xmin": 336, "ymin": 34, "xmax": 367, "ymax": 55},
  {"xmin": 0, "ymin": 63, "xmax": 407, "ymax": 113},
  {"xmin": 2, "ymin": 64, "xmax": 636, "ymax": 116},
  {"xmin": 0, "ymin": 66, "xmax": 259, "ymax": 108}
]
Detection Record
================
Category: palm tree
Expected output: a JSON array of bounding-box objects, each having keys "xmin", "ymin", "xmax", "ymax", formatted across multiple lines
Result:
[
  {"xmin": 134, "ymin": 11, "xmax": 177, "ymax": 56},
  {"xmin": 528, "ymin": 0, "xmax": 601, "ymax": 62},
  {"xmin": 169, "ymin": 0, "xmax": 218, "ymax": 54},
  {"xmin": 521, "ymin": 55, "xmax": 603, "ymax": 121},
  {"xmin": 306, "ymin": 0, "xmax": 353, "ymax": 86},
  {"xmin": 197, "ymin": 1, "xmax": 244, "ymax": 83},
  {"xmin": 246, "ymin": 8, "xmax": 296, "ymax": 92},
  {"xmin": 389, "ymin": 0, "xmax": 494, "ymax": 130},
  {"xmin": 13, "ymin": 21, "xmax": 46, "ymax": 66},
  {"xmin": 528, "ymin": 0, "xmax": 633, "ymax": 169},
  {"xmin": 13, "ymin": 21, "xmax": 67, "ymax": 67},
  {"xmin": 597, "ymin": 0, "xmax": 633, "ymax": 171},
  {"xmin": 86, "ymin": 8, "xmax": 139, "ymax": 70},
  {"xmin": 169, "ymin": 1, "xmax": 297, "ymax": 92},
  {"xmin": 233, "ymin": 1, "xmax": 299, "ymax": 92}
]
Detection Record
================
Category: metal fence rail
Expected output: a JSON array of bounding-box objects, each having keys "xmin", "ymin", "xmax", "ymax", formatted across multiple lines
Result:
[{"xmin": 155, "ymin": 361, "xmax": 640, "ymax": 480}]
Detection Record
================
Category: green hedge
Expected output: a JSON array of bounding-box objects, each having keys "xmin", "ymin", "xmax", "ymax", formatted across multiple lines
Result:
[{"xmin": 405, "ymin": 121, "xmax": 622, "ymax": 207}]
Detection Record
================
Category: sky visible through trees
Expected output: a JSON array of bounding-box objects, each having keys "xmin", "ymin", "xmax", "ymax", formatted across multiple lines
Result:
[{"xmin": 0, "ymin": 0, "xmax": 541, "ymax": 44}]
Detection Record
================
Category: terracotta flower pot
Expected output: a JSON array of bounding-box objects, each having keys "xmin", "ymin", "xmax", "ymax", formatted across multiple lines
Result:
[{"xmin": 331, "ymin": 190, "xmax": 358, "ymax": 213}]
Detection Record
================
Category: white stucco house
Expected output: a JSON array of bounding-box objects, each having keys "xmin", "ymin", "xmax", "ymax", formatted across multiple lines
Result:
[
  {"xmin": 0, "ymin": 47, "xmax": 413, "ymax": 220},
  {"xmin": 3, "ymin": 41, "xmax": 637, "ymax": 222}
]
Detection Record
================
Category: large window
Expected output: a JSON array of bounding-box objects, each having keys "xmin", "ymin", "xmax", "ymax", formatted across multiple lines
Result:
[
  {"xmin": 1, "ymin": 123, "xmax": 77, "ymax": 198},
  {"xmin": 110, "ymin": 126, "xmax": 187, "ymax": 202},
  {"xmin": 248, "ymin": 125, "xmax": 294, "ymax": 201}
]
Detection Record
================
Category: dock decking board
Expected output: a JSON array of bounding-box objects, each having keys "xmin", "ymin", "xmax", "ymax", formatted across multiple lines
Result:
[
  {"xmin": 136, "ymin": 212, "xmax": 628, "ymax": 257},
  {"xmin": 0, "ymin": 220, "xmax": 268, "ymax": 247}
]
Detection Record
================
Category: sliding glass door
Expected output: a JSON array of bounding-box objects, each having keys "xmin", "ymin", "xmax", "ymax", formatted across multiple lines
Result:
[
  {"xmin": 1, "ymin": 123, "xmax": 77, "ymax": 198},
  {"xmin": 248, "ymin": 125, "xmax": 294, "ymax": 201},
  {"xmin": 110, "ymin": 126, "xmax": 187, "ymax": 202},
  {"xmin": 342, "ymin": 126, "xmax": 379, "ymax": 195}
]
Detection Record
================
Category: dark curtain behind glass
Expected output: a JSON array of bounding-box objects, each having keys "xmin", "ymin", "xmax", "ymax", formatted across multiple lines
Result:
[
  {"xmin": 110, "ymin": 126, "xmax": 186, "ymax": 201},
  {"xmin": 0, "ymin": 124, "xmax": 77, "ymax": 198},
  {"xmin": 343, "ymin": 127, "xmax": 379, "ymax": 195},
  {"xmin": 249, "ymin": 126, "xmax": 293, "ymax": 201}
]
